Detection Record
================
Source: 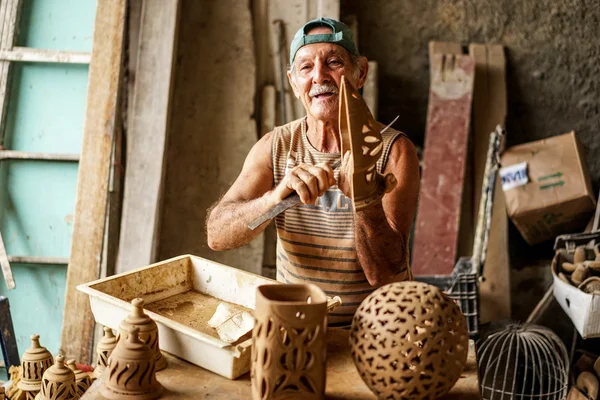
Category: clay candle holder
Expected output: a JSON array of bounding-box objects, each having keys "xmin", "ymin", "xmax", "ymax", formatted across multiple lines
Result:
[
  {"xmin": 350, "ymin": 281, "xmax": 469, "ymax": 400},
  {"xmin": 118, "ymin": 298, "xmax": 167, "ymax": 371},
  {"xmin": 94, "ymin": 326, "xmax": 118, "ymax": 379},
  {"xmin": 66, "ymin": 359, "xmax": 92, "ymax": 396},
  {"xmin": 251, "ymin": 283, "xmax": 328, "ymax": 400},
  {"xmin": 18, "ymin": 334, "xmax": 54, "ymax": 400},
  {"xmin": 35, "ymin": 354, "xmax": 79, "ymax": 400},
  {"xmin": 100, "ymin": 327, "xmax": 162, "ymax": 400}
]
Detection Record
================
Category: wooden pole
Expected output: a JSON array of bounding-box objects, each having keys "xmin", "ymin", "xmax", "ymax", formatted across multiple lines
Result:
[{"xmin": 60, "ymin": 0, "xmax": 126, "ymax": 364}]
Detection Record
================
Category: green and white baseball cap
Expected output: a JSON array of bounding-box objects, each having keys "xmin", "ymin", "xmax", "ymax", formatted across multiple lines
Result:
[{"xmin": 289, "ymin": 18, "xmax": 359, "ymax": 66}]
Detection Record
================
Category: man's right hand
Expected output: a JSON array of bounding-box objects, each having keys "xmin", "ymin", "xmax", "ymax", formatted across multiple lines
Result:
[{"xmin": 271, "ymin": 162, "xmax": 336, "ymax": 205}]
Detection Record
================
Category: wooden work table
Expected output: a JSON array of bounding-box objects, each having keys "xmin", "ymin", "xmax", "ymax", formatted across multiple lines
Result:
[{"xmin": 82, "ymin": 329, "xmax": 481, "ymax": 399}]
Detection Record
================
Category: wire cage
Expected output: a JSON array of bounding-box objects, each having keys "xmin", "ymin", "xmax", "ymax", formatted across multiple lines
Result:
[{"xmin": 478, "ymin": 323, "xmax": 569, "ymax": 400}]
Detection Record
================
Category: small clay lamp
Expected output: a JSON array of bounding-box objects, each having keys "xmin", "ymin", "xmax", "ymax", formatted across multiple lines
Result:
[
  {"xmin": 35, "ymin": 354, "xmax": 79, "ymax": 400},
  {"xmin": 118, "ymin": 298, "xmax": 167, "ymax": 371},
  {"xmin": 18, "ymin": 334, "xmax": 54, "ymax": 400},
  {"xmin": 66, "ymin": 359, "xmax": 92, "ymax": 396},
  {"xmin": 94, "ymin": 326, "xmax": 118, "ymax": 379},
  {"xmin": 100, "ymin": 327, "xmax": 163, "ymax": 400}
]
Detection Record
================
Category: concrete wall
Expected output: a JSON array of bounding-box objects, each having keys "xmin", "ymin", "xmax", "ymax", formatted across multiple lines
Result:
[
  {"xmin": 343, "ymin": 0, "xmax": 600, "ymax": 187},
  {"xmin": 342, "ymin": 0, "xmax": 600, "ymax": 319},
  {"xmin": 158, "ymin": 0, "xmax": 263, "ymax": 274}
]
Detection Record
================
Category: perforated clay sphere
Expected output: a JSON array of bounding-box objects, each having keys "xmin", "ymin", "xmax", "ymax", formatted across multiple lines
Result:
[{"xmin": 350, "ymin": 281, "xmax": 469, "ymax": 400}]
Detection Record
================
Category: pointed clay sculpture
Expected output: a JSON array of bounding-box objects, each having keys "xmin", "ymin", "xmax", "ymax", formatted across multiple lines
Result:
[
  {"xmin": 118, "ymin": 298, "xmax": 167, "ymax": 371},
  {"xmin": 338, "ymin": 75, "xmax": 396, "ymax": 211},
  {"xmin": 94, "ymin": 326, "xmax": 118, "ymax": 379},
  {"xmin": 18, "ymin": 334, "xmax": 54, "ymax": 400},
  {"xmin": 350, "ymin": 281, "xmax": 469, "ymax": 400},
  {"xmin": 251, "ymin": 284, "xmax": 328, "ymax": 400},
  {"xmin": 100, "ymin": 327, "xmax": 162, "ymax": 400},
  {"xmin": 35, "ymin": 354, "xmax": 79, "ymax": 400},
  {"xmin": 66, "ymin": 359, "xmax": 92, "ymax": 397}
]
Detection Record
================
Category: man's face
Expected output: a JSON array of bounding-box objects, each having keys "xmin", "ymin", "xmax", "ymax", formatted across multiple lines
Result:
[{"xmin": 288, "ymin": 27, "xmax": 366, "ymax": 122}]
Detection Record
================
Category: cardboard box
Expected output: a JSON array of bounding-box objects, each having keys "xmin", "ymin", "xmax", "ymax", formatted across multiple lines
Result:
[{"xmin": 500, "ymin": 131, "xmax": 596, "ymax": 245}]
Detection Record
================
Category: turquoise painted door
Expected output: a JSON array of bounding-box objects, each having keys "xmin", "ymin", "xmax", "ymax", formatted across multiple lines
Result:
[{"xmin": 0, "ymin": 0, "xmax": 96, "ymax": 360}]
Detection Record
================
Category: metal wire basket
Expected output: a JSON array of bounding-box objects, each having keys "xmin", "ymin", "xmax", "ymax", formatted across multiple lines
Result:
[{"xmin": 478, "ymin": 323, "xmax": 569, "ymax": 400}]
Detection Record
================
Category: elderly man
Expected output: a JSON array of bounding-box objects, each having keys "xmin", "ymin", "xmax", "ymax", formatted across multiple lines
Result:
[{"xmin": 207, "ymin": 18, "xmax": 419, "ymax": 327}]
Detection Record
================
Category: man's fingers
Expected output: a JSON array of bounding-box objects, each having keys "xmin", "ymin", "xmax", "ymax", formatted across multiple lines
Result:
[
  {"xmin": 298, "ymin": 164, "xmax": 332, "ymax": 195},
  {"xmin": 287, "ymin": 173, "xmax": 311, "ymax": 204}
]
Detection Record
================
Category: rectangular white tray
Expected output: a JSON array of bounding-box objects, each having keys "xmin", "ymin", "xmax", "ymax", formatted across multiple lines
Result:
[{"xmin": 78, "ymin": 254, "xmax": 278, "ymax": 379}]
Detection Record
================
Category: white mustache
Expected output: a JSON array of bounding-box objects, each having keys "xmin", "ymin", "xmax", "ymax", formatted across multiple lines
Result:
[{"xmin": 309, "ymin": 84, "xmax": 339, "ymax": 97}]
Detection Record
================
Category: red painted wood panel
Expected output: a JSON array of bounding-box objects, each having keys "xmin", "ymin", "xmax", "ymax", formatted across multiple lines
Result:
[{"xmin": 412, "ymin": 53, "xmax": 475, "ymax": 276}]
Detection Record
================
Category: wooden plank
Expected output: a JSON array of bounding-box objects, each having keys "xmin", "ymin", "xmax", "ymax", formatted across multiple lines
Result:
[
  {"xmin": 268, "ymin": 0, "xmax": 340, "ymax": 125},
  {"xmin": 115, "ymin": 0, "xmax": 180, "ymax": 274},
  {"xmin": 412, "ymin": 44, "xmax": 475, "ymax": 276},
  {"xmin": 428, "ymin": 42, "xmax": 475, "ymax": 268},
  {"xmin": 429, "ymin": 41, "xmax": 463, "ymax": 55},
  {"xmin": 60, "ymin": 0, "xmax": 126, "ymax": 364},
  {"xmin": 0, "ymin": 150, "xmax": 79, "ymax": 161},
  {"xmin": 81, "ymin": 329, "xmax": 480, "ymax": 399},
  {"xmin": 0, "ymin": 231, "xmax": 14, "ymax": 289},
  {"xmin": 469, "ymin": 44, "xmax": 509, "ymax": 323},
  {"xmin": 0, "ymin": 0, "xmax": 21, "ymax": 146},
  {"xmin": 260, "ymin": 84, "xmax": 277, "ymax": 278},
  {"xmin": 0, "ymin": 47, "xmax": 91, "ymax": 64},
  {"xmin": 7, "ymin": 256, "xmax": 68, "ymax": 264},
  {"xmin": 363, "ymin": 60, "xmax": 378, "ymax": 118}
]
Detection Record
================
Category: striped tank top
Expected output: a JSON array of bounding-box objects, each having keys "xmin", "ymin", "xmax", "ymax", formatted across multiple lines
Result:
[{"xmin": 272, "ymin": 117, "xmax": 409, "ymax": 327}]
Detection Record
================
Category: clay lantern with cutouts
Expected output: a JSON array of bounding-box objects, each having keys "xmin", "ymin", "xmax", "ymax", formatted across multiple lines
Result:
[
  {"xmin": 94, "ymin": 326, "xmax": 118, "ymax": 379},
  {"xmin": 118, "ymin": 298, "xmax": 167, "ymax": 371},
  {"xmin": 35, "ymin": 354, "xmax": 79, "ymax": 400},
  {"xmin": 66, "ymin": 359, "xmax": 92, "ymax": 396},
  {"xmin": 350, "ymin": 281, "xmax": 469, "ymax": 400},
  {"xmin": 18, "ymin": 334, "xmax": 54, "ymax": 400},
  {"xmin": 101, "ymin": 326, "xmax": 162, "ymax": 400}
]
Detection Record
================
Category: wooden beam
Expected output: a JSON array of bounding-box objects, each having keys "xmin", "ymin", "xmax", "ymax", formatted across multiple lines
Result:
[
  {"xmin": 60, "ymin": 0, "xmax": 126, "ymax": 364},
  {"xmin": 0, "ymin": 230, "xmax": 14, "ymax": 289},
  {"xmin": 0, "ymin": 0, "xmax": 22, "ymax": 146},
  {"xmin": 268, "ymin": 0, "xmax": 340, "ymax": 125},
  {"xmin": 0, "ymin": 150, "xmax": 79, "ymax": 161},
  {"xmin": 412, "ymin": 43, "xmax": 475, "ymax": 276},
  {"xmin": 0, "ymin": 47, "xmax": 90, "ymax": 64},
  {"xmin": 363, "ymin": 60, "xmax": 378, "ymax": 118},
  {"xmin": 116, "ymin": 0, "xmax": 180, "ymax": 274},
  {"xmin": 469, "ymin": 43, "xmax": 509, "ymax": 323}
]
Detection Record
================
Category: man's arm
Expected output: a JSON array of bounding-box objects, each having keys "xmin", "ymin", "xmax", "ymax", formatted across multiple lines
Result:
[
  {"xmin": 207, "ymin": 132, "xmax": 336, "ymax": 251},
  {"xmin": 206, "ymin": 132, "xmax": 277, "ymax": 251},
  {"xmin": 353, "ymin": 136, "xmax": 420, "ymax": 286}
]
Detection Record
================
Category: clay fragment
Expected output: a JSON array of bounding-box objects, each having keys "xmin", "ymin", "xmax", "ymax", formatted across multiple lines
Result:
[
  {"xmin": 574, "ymin": 246, "xmax": 587, "ymax": 264},
  {"xmin": 571, "ymin": 264, "xmax": 591, "ymax": 286}
]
